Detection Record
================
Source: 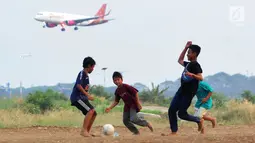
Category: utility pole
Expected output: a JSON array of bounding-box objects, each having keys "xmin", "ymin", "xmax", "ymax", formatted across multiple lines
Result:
[
  {"xmin": 20, "ymin": 81, "xmax": 23, "ymax": 98},
  {"xmin": 101, "ymin": 67, "xmax": 108, "ymax": 87},
  {"xmin": 20, "ymin": 53, "xmax": 32, "ymax": 98}
]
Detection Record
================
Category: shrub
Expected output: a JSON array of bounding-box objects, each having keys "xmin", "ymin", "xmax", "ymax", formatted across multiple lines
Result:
[{"xmin": 22, "ymin": 89, "xmax": 68, "ymax": 114}]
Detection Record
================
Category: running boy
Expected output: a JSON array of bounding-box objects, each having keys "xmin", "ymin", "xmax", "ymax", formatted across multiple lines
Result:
[
  {"xmin": 194, "ymin": 81, "xmax": 216, "ymax": 134},
  {"xmin": 105, "ymin": 71, "xmax": 153, "ymax": 135},
  {"xmin": 70, "ymin": 56, "xmax": 97, "ymax": 137},
  {"xmin": 167, "ymin": 41, "xmax": 204, "ymax": 135}
]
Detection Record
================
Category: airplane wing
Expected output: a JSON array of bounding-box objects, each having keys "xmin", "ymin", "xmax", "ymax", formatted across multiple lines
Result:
[
  {"xmin": 106, "ymin": 18, "xmax": 115, "ymax": 21},
  {"xmin": 65, "ymin": 11, "xmax": 110, "ymax": 24},
  {"xmin": 72, "ymin": 16, "xmax": 100, "ymax": 23}
]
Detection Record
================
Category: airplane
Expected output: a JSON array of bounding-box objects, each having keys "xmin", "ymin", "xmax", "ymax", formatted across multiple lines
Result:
[
  {"xmin": 20, "ymin": 53, "xmax": 32, "ymax": 58},
  {"xmin": 34, "ymin": 4, "xmax": 113, "ymax": 31}
]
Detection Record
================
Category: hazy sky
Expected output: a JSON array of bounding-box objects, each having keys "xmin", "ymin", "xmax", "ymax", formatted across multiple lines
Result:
[{"xmin": 0, "ymin": 0, "xmax": 254, "ymax": 88}]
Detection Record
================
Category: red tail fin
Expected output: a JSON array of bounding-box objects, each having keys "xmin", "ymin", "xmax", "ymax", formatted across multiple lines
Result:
[{"xmin": 95, "ymin": 4, "xmax": 107, "ymax": 19}]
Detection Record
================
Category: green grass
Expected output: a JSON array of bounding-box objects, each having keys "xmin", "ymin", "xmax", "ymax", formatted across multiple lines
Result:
[
  {"xmin": 0, "ymin": 98, "xmax": 16, "ymax": 109},
  {"xmin": 34, "ymin": 110, "xmax": 83, "ymax": 127},
  {"xmin": 95, "ymin": 105, "xmax": 123, "ymax": 114},
  {"xmin": 1, "ymin": 97, "xmax": 255, "ymax": 128},
  {"xmin": 0, "ymin": 109, "xmax": 169, "ymax": 128},
  {"xmin": 95, "ymin": 105, "xmax": 163, "ymax": 115},
  {"xmin": 0, "ymin": 122, "xmax": 4, "ymax": 128}
]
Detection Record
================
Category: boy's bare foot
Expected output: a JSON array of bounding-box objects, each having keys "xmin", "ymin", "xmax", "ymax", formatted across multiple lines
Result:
[
  {"xmin": 147, "ymin": 122, "xmax": 154, "ymax": 132},
  {"xmin": 161, "ymin": 132, "xmax": 177, "ymax": 136},
  {"xmin": 81, "ymin": 128, "xmax": 97, "ymax": 137},
  {"xmin": 133, "ymin": 132, "xmax": 140, "ymax": 135},
  {"xmin": 80, "ymin": 128, "xmax": 85, "ymax": 135},
  {"xmin": 91, "ymin": 133, "xmax": 102, "ymax": 137},
  {"xmin": 198, "ymin": 118, "xmax": 204, "ymax": 131},
  {"xmin": 200, "ymin": 127, "xmax": 205, "ymax": 134},
  {"xmin": 211, "ymin": 118, "xmax": 216, "ymax": 128},
  {"xmin": 90, "ymin": 132, "xmax": 96, "ymax": 137},
  {"xmin": 80, "ymin": 131, "xmax": 91, "ymax": 137}
]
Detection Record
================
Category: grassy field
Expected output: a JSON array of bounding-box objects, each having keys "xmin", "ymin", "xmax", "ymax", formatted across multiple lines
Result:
[
  {"xmin": 0, "ymin": 97, "xmax": 167, "ymax": 128},
  {"xmin": 0, "ymin": 97, "xmax": 255, "ymax": 128},
  {"xmin": 1, "ymin": 97, "xmax": 255, "ymax": 143},
  {"xmin": 0, "ymin": 109, "xmax": 169, "ymax": 129}
]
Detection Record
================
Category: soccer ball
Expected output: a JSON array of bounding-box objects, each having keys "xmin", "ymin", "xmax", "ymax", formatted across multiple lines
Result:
[{"xmin": 102, "ymin": 124, "xmax": 115, "ymax": 136}]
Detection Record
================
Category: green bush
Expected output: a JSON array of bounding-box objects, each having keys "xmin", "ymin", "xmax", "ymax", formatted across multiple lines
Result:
[
  {"xmin": 139, "ymin": 83, "xmax": 170, "ymax": 106},
  {"xmin": 212, "ymin": 92, "xmax": 228, "ymax": 109},
  {"xmin": 89, "ymin": 85, "xmax": 112, "ymax": 99},
  {"xmin": 23, "ymin": 89, "xmax": 68, "ymax": 114},
  {"xmin": 52, "ymin": 100, "xmax": 71, "ymax": 110},
  {"xmin": 154, "ymin": 96, "xmax": 172, "ymax": 107},
  {"xmin": 241, "ymin": 90, "xmax": 255, "ymax": 104},
  {"xmin": 22, "ymin": 103, "xmax": 41, "ymax": 114}
]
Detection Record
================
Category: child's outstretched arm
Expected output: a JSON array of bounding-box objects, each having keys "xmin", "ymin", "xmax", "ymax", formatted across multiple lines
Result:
[
  {"xmin": 105, "ymin": 101, "xmax": 119, "ymax": 113},
  {"xmin": 178, "ymin": 41, "xmax": 192, "ymax": 66},
  {"xmin": 105, "ymin": 95, "xmax": 120, "ymax": 113}
]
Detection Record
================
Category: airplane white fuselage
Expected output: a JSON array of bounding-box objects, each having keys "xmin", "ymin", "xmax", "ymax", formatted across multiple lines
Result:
[
  {"xmin": 34, "ymin": 3, "xmax": 112, "ymax": 31},
  {"xmin": 34, "ymin": 12, "xmax": 97, "ymax": 26}
]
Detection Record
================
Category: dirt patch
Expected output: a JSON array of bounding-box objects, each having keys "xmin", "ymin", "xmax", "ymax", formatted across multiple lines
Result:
[
  {"xmin": 143, "ymin": 106, "xmax": 168, "ymax": 113},
  {"xmin": 0, "ymin": 125, "xmax": 255, "ymax": 143}
]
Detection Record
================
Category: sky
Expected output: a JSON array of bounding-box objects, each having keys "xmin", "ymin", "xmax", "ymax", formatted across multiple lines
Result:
[{"xmin": 0, "ymin": 0, "xmax": 254, "ymax": 88}]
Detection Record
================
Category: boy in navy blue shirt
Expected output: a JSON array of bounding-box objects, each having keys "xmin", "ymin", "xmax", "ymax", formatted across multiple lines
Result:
[{"xmin": 70, "ymin": 56, "xmax": 96, "ymax": 137}]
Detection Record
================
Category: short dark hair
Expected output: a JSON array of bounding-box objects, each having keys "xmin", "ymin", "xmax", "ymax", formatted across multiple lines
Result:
[
  {"xmin": 189, "ymin": 44, "xmax": 201, "ymax": 57},
  {"xmin": 83, "ymin": 57, "xmax": 96, "ymax": 68},
  {"xmin": 112, "ymin": 71, "xmax": 122, "ymax": 79}
]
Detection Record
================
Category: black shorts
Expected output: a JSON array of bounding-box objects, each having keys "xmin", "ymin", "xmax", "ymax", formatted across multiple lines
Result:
[{"xmin": 72, "ymin": 99, "xmax": 94, "ymax": 115}]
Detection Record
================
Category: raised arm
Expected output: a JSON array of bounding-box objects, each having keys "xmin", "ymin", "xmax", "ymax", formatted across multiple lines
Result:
[{"xmin": 178, "ymin": 41, "xmax": 192, "ymax": 66}]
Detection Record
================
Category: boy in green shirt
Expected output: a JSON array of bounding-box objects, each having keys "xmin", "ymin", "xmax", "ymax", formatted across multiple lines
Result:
[{"xmin": 194, "ymin": 81, "xmax": 216, "ymax": 134}]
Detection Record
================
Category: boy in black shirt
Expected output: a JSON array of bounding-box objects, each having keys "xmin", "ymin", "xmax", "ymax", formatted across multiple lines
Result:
[{"xmin": 167, "ymin": 41, "xmax": 204, "ymax": 135}]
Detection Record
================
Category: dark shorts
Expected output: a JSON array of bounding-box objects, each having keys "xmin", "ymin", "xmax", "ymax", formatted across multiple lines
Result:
[{"xmin": 72, "ymin": 99, "xmax": 94, "ymax": 115}]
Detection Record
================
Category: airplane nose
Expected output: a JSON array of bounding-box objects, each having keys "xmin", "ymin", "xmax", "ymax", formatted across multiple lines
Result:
[{"xmin": 34, "ymin": 16, "xmax": 40, "ymax": 21}]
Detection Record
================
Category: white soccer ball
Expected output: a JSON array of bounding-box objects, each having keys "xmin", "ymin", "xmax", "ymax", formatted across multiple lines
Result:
[{"xmin": 102, "ymin": 124, "xmax": 115, "ymax": 136}]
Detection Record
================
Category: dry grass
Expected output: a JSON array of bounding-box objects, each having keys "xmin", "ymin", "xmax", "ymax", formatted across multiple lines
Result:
[
  {"xmin": 0, "ymin": 109, "xmax": 82, "ymax": 128},
  {"xmin": 0, "ymin": 109, "xmax": 168, "ymax": 129},
  {"xmin": 1, "ymin": 100, "xmax": 255, "ymax": 129},
  {"xmin": 213, "ymin": 100, "xmax": 255, "ymax": 125}
]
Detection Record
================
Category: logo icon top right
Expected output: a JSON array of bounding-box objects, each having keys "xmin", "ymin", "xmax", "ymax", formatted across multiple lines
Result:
[{"xmin": 229, "ymin": 6, "xmax": 245, "ymax": 23}]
